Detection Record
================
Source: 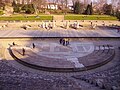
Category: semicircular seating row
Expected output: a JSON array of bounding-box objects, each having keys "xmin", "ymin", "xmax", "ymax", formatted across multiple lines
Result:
[
  {"xmin": 73, "ymin": 63, "xmax": 120, "ymax": 90},
  {"xmin": 73, "ymin": 47, "xmax": 120, "ymax": 90},
  {"xmin": 10, "ymin": 44, "xmax": 115, "ymax": 72},
  {"xmin": 78, "ymin": 45, "xmax": 115, "ymax": 70},
  {"xmin": 0, "ymin": 62, "xmax": 78, "ymax": 90}
]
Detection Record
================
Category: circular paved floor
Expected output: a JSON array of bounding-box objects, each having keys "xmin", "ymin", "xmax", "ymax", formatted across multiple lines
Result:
[
  {"xmin": 33, "ymin": 41, "xmax": 94, "ymax": 58},
  {"xmin": 11, "ymin": 41, "xmax": 95, "ymax": 71},
  {"xmin": 3, "ymin": 38, "xmax": 118, "ymax": 75}
]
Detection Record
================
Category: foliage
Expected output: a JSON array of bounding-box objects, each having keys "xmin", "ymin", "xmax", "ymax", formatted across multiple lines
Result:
[
  {"xmin": 14, "ymin": 4, "xmax": 35, "ymax": 14},
  {"xmin": 13, "ymin": 5, "xmax": 20, "ymax": 13},
  {"xmin": 0, "ymin": 10, "xmax": 3, "ymax": 15},
  {"xmin": 85, "ymin": 3, "xmax": 93, "ymax": 15},
  {"xmin": 32, "ymin": 0, "xmax": 46, "ymax": 14},
  {"xmin": 73, "ymin": 1, "xmax": 84, "ymax": 14},
  {"xmin": 21, "ymin": 5, "xmax": 27, "ymax": 11},
  {"xmin": 116, "ymin": 9, "xmax": 119, "ymax": 18},
  {"xmin": 54, "ymin": 10, "xmax": 63, "ymax": 14},
  {"xmin": 118, "ymin": 13, "xmax": 120, "ymax": 21},
  {"xmin": 0, "ymin": 2, "xmax": 5, "ymax": 10},
  {"xmin": 116, "ymin": 10, "xmax": 120, "ymax": 20},
  {"xmin": 12, "ymin": 0, "xmax": 16, "ymax": 7},
  {"xmin": 62, "ymin": 8, "xmax": 71, "ymax": 14},
  {"xmin": 103, "ymin": 4, "xmax": 113, "ymax": 15},
  {"xmin": 90, "ymin": 3, "xmax": 93, "ymax": 15},
  {"xmin": 74, "ymin": 1, "xmax": 80, "ymax": 14},
  {"xmin": 22, "ymin": 4, "xmax": 35, "ymax": 14},
  {"xmin": 85, "ymin": 4, "xmax": 90, "ymax": 15}
]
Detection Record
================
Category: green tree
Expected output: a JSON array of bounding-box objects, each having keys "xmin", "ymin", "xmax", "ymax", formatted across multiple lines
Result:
[
  {"xmin": 13, "ymin": 5, "xmax": 20, "ymax": 13},
  {"xmin": 84, "ymin": 3, "xmax": 93, "ymax": 15},
  {"xmin": 27, "ymin": 4, "xmax": 35, "ymax": 14},
  {"xmin": 116, "ymin": 9, "xmax": 119, "ymax": 17},
  {"xmin": 85, "ymin": 4, "xmax": 91, "ymax": 15},
  {"xmin": 21, "ymin": 4, "xmax": 35, "ymax": 14},
  {"xmin": 116, "ymin": 10, "xmax": 120, "ymax": 20},
  {"xmin": 111, "ymin": 9, "xmax": 115, "ymax": 16},
  {"xmin": 74, "ymin": 1, "xmax": 80, "ymax": 14},
  {"xmin": 103, "ymin": 4, "xmax": 112, "ymax": 15},
  {"xmin": 118, "ymin": 13, "xmax": 120, "ymax": 21},
  {"xmin": 73, "ymin": 1, "xmax": 84, "ymax": 14},
  {"xmin": 90, "ymin": 2, "xmax": 93, "ymax": 15},
  {"xmin": 79, "ymin": 3, "xmax": 84, "ymax": 14},
  {"xmin": 12, "ymin": 0, "xmax": 16, "ymax": 7},
  {"xmin": 0, "ymin": 2, "xmax": 5, "ymax": 10}
]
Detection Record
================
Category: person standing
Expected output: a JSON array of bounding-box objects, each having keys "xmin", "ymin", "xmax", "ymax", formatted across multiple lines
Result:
[
  {"xmin": 33, "ymin": 43, "xmax": 35, "ymax": 48},
  {"xmin": 117, "ymin": 28, "xmax": 120, "ymax": 33},
  {"xmin": 22, "ymin": 48, "xmax": 25, "ymax": 56},
  {"xmin": 13, "ymin": 42, "xmax": 15, "ymax": 46},
  {"xmin": 65, "ymin": 38, "xmax": 68, "ymax": 46},
  {"xmin": 59, "ymin": 38, "xmax": 63, "ymax": 44},
  {"xmin": 118, "ymin": 47, "xmax": 120, "ymax": 50},
  {"xmin": 63, "ymin": 39, "xmax": 65, "ymax": 46},
  {"xmin": 65, "ymin": 38, "xmax": 70, "ymax": 46},
  {"xmin": 91, "ymin": 21, "xmax": 93, "ymax": 25},
  {"xmin": 67, "ymin": 39, "xmax": 70, "ymax": 45}
]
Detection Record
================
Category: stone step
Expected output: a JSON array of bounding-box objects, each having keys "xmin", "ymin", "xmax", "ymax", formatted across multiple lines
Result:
[
  {"xmin": 53, "ymin": 15, "xmax": 64, "ymax": 20},
  {"xmin": 72, "ymin": 78, "xmax": 106, "ymax": 90}
]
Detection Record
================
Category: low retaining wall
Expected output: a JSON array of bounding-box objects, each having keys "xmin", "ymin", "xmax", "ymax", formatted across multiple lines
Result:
[{"xmin": 9, "ymin": 46, "xmax": 115, "ymax": 72}]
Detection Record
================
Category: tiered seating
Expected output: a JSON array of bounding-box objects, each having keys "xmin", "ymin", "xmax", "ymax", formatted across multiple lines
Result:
[
  {"xmin": 73, "ymin": 45, "xmax": 119, "ymax": 90},
  {"xmin": 73, "ymin": 64, "xmax": 120, "ymax": 90},
  {"xmin": 0, "ymin": 61, "xmax": 80, "ymax": 90},
  {"xmin": 78, "ymin": 45, "xmax": 115, "ymax": 70}
]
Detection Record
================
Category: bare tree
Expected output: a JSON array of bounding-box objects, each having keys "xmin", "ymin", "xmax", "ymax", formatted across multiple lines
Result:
[
  {"xmin": 58, "ymin": 0, "xmax": 69, "ymax": 14},
  {"xmin": 72, "ymin": 0, "xmax": 80, "ymax": 6},
  {"xmin": 64, "ymin": 0, "xmax": 68, "ymax": 7},
  {"xmin": 32, "ymin": 0, "xmax": 46, "ymax": 14}
]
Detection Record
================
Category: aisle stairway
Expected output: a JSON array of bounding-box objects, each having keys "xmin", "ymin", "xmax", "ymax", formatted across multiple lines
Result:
[
  {"xmin": 53, "ymin": 15, "xmax": 64, "ymax": 21},
  {"xmin": 72, "ymin": 77, "xmax": 105, "ymax": 90},
  {"xmin": 72, "ymin": 62, "xmax": 120, "ymax": 90}
]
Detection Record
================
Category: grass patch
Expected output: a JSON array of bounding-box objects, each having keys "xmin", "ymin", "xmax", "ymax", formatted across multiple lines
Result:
[
  {"xmin": 0, "ymin": 15, "xmax": 118, "ymax": 21},
  {"xmin": 64, "ymin": 15, "xmax": 118, "ymax": 20},
  {"xmin": 0, "ymin": 10, "xmax": 4, "ymax": 15},
  {"xmin": 0, "ymin": 15, "xmax": 53, "ymax": 21}
]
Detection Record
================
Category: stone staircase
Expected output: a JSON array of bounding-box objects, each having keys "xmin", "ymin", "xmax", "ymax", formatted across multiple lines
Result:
[
  {"xmin": 53, "ymin": 15, "xmax": 64, "ymax": 21},
  {"xmin": 72, "ymin": 77, "xmax": 106, "ymax": 90}
]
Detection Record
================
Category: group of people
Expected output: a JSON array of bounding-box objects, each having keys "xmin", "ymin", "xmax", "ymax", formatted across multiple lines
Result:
[
  {"xmin": 12, "ymin": 38, "xmax": 70, "ymax": 57},
  {"xmin": 12, "ymin": 42, "xmax": 35, "ymax": 56},
  {"xmin": 59, "ymin": 38, "xmax": 70, "ymax": 46}
]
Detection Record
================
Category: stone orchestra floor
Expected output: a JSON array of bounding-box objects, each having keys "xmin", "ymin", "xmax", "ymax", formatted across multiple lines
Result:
[
  {"xmin": 10, "ymin": 41, "xmax": 94, "ymax": 69},
  {"xmin": 0, "ymin": 38, "xmax": 118, "ymax": 74}
]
